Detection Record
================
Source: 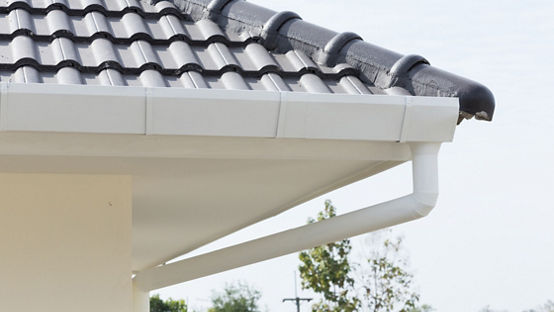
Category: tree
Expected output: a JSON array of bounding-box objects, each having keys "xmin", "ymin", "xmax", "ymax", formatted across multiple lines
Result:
[
  {"xmin": 358, "ymin": 235, "xmax": 420, "ymax": 312},
  {"xmin": 150, "ymin": 294, "xmax": 189, "ymax": 312},
  {"xmin": 299, "ymin": 200, "xmax": 430, "ymax": 312},
  {"xmin": 298, "ymin": 200, "xmax": 360, "ymax": 312},
  {"xmin": 208, "ymin": 282, "xmax": 262, "ymax": 312},
  {"xmin": 408, "ymin": 304, "xmax": 434, "ymax": 312}
]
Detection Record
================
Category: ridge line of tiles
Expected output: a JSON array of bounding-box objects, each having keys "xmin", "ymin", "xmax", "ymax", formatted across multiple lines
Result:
[
  {"xmin": 0, "ymin": 29, "xmax": 261, "ymax": 47},
  {"xmin": 0, "ymin": 2, "xmax": 190, "ymax": 20},
  {"xmin": 0, "ymin": 58, "xmax": 360, "ymax": 80}
]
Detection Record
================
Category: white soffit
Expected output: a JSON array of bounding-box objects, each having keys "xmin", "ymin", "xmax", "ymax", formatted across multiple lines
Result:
[{"xmin": 0, "ymin": 83, "xmax": 459, "ymax": 270}]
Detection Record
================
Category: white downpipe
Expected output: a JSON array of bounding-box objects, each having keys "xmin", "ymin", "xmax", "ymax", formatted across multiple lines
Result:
[
  {"xmin": 132, "ymin": 142, "xmax": 441, "ymax": 293},
  {"xmin": 133, "ymin": 280, "xmax": 150, "ymax": 312}
]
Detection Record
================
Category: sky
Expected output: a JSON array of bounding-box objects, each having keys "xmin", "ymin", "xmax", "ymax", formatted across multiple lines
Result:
[{"xmin": 158, "ymin": 0, "xmax": 554, "ymax": 311}]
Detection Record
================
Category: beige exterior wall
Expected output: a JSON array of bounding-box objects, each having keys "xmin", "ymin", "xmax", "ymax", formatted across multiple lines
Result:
[{"xmin": 0, "ymin": 173, "xmax": 133, "ymax": 312}]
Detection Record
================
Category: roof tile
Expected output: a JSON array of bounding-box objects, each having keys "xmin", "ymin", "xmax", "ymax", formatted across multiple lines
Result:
[
  {"xmin": 0, "ymin": 0, "xmax": 494, "ymax": 121},
  {"xmin": 0, "ymin": 0, "xmax": 381, "ymax": 95}
]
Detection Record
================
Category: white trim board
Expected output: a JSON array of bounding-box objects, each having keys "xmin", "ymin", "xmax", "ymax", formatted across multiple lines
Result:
[{"xmin": 0, "ymin": 83, "xmax": 458, "ymax": 143}]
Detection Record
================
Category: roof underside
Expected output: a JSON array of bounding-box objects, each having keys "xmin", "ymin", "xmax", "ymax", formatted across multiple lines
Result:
[{"xmin": 0, "ymin": 0, "xmax": 495, "ymax": 121}]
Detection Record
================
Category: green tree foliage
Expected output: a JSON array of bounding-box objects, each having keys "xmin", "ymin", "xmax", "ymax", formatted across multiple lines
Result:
[
  {"xmin": 408, "ymin": 304, "xmax": 434, "ymax": 312},
  {"xmin": 208, "ymin": 282, "xmax": 262, "ymax": 312},
  {"xmin": 360, "ymin": 235, "xmax": 420, "ymax": 312},
  {"xmin": 150, "ymin": 294, "xmax": 189, "ymax": 312},
  {"xmin": 298, "ymin": 200, "xmax": 360, "ymax": 312},
  {"xmin": 299, "ymin": 200, "xmax": 431, "ymax": 312}
]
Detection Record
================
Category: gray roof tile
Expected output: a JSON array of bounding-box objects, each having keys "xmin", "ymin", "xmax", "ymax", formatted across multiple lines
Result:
[
  {"xmin": 0, "ymin": 0, "xmax": 495, "ymax": 121},
  {"xmin": 0, "ymin": 0, "xmax": 380, "ymax": 95}
]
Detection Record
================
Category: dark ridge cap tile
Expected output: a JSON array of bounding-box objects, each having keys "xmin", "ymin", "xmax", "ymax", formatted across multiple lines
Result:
[
  {"xmin": 319, "ymin": 32, "xmax": 362, "ymax": 67},
  {"xmin": 409, "ymin": 65, "xmax": 495, "ymax": 121},
  {"xmin": 162, "ymin": 0, "xmax": 495, "ymax": 121},
  {"xmin": 260, "ymin": 11, "xmax": 301, "ymax": 50},
  {"xmin": 206, "ymin": 0, "xmax": 236, "ymax": 16}
]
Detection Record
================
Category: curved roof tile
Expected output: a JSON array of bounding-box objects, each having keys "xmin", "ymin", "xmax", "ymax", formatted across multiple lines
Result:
[{"xmin": 0, "ymin": 0, "xmax": 495, "ymax": 121}]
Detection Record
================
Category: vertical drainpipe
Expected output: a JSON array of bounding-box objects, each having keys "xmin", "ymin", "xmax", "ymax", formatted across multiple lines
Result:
[{"xmin": 133, "ymin": 280, "xmax": 150, "ymax": 312}]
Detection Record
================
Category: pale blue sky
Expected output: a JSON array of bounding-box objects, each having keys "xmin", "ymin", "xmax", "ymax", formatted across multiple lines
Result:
[{"xmin": 158, "ymin": 1, "xmax": 554, "ymax": 311}]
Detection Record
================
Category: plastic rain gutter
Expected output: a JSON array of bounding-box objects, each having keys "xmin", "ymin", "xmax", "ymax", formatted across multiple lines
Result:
[{"xmin": 0, "ymin": 83, "xmax": 458, "ymax": 143}]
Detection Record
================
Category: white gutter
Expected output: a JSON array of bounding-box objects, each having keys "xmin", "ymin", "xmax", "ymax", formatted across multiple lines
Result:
[
  {"xmin": 0, "ymin": 83, "xmax": 458, "ymax": 143},
  {"xmin": 132, "ymin": 142, "xmax": 441, "ymax": 293}
]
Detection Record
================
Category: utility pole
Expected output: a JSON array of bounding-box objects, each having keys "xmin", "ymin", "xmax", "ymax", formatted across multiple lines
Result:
[{"xmin": 282, "ymin": 271, "xmax": 312, "ymax": 312}]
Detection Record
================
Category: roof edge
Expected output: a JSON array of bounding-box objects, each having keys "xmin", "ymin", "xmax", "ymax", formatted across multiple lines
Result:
[
  {"xmin": 1, "ymin": 82, "xmax": 458, "ymax": 143},
  {"xmin": 148, "ymin": 0, "xmax": 495, "ymax": 122}
]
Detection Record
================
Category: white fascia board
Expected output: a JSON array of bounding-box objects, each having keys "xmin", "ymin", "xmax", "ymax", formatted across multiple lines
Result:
[
  {"xmin": 400, "ymin": 96, "xmax": 459, "ymax": 142},
  {"xmin": 0, "ymin": 83, "xmax": 459, "ymax": 143},
  {"xmin": 278, "ymin": 92, "xmax": 405, "ymax": 141},
  {"xmin": 0, "ymin": 83, "xmax": 147, "ymax": 134},
  {"xmin": 146, "ymin": 87, "xmax": 280, "ymax": 137}
]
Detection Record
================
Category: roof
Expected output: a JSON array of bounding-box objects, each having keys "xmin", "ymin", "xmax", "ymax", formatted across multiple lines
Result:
[
  {"xmin": 0, "ymin": 0, "xmax": 463, "ymax": 272},
  {"xmin": 0, "ymin": 0, "xmax": 494, "ymax": 122}
]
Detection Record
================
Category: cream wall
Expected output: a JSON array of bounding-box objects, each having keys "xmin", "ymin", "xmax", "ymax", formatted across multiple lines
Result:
[{"xmin": 0, "ymin": 173, "xmax": 133, "ymax": 312}]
